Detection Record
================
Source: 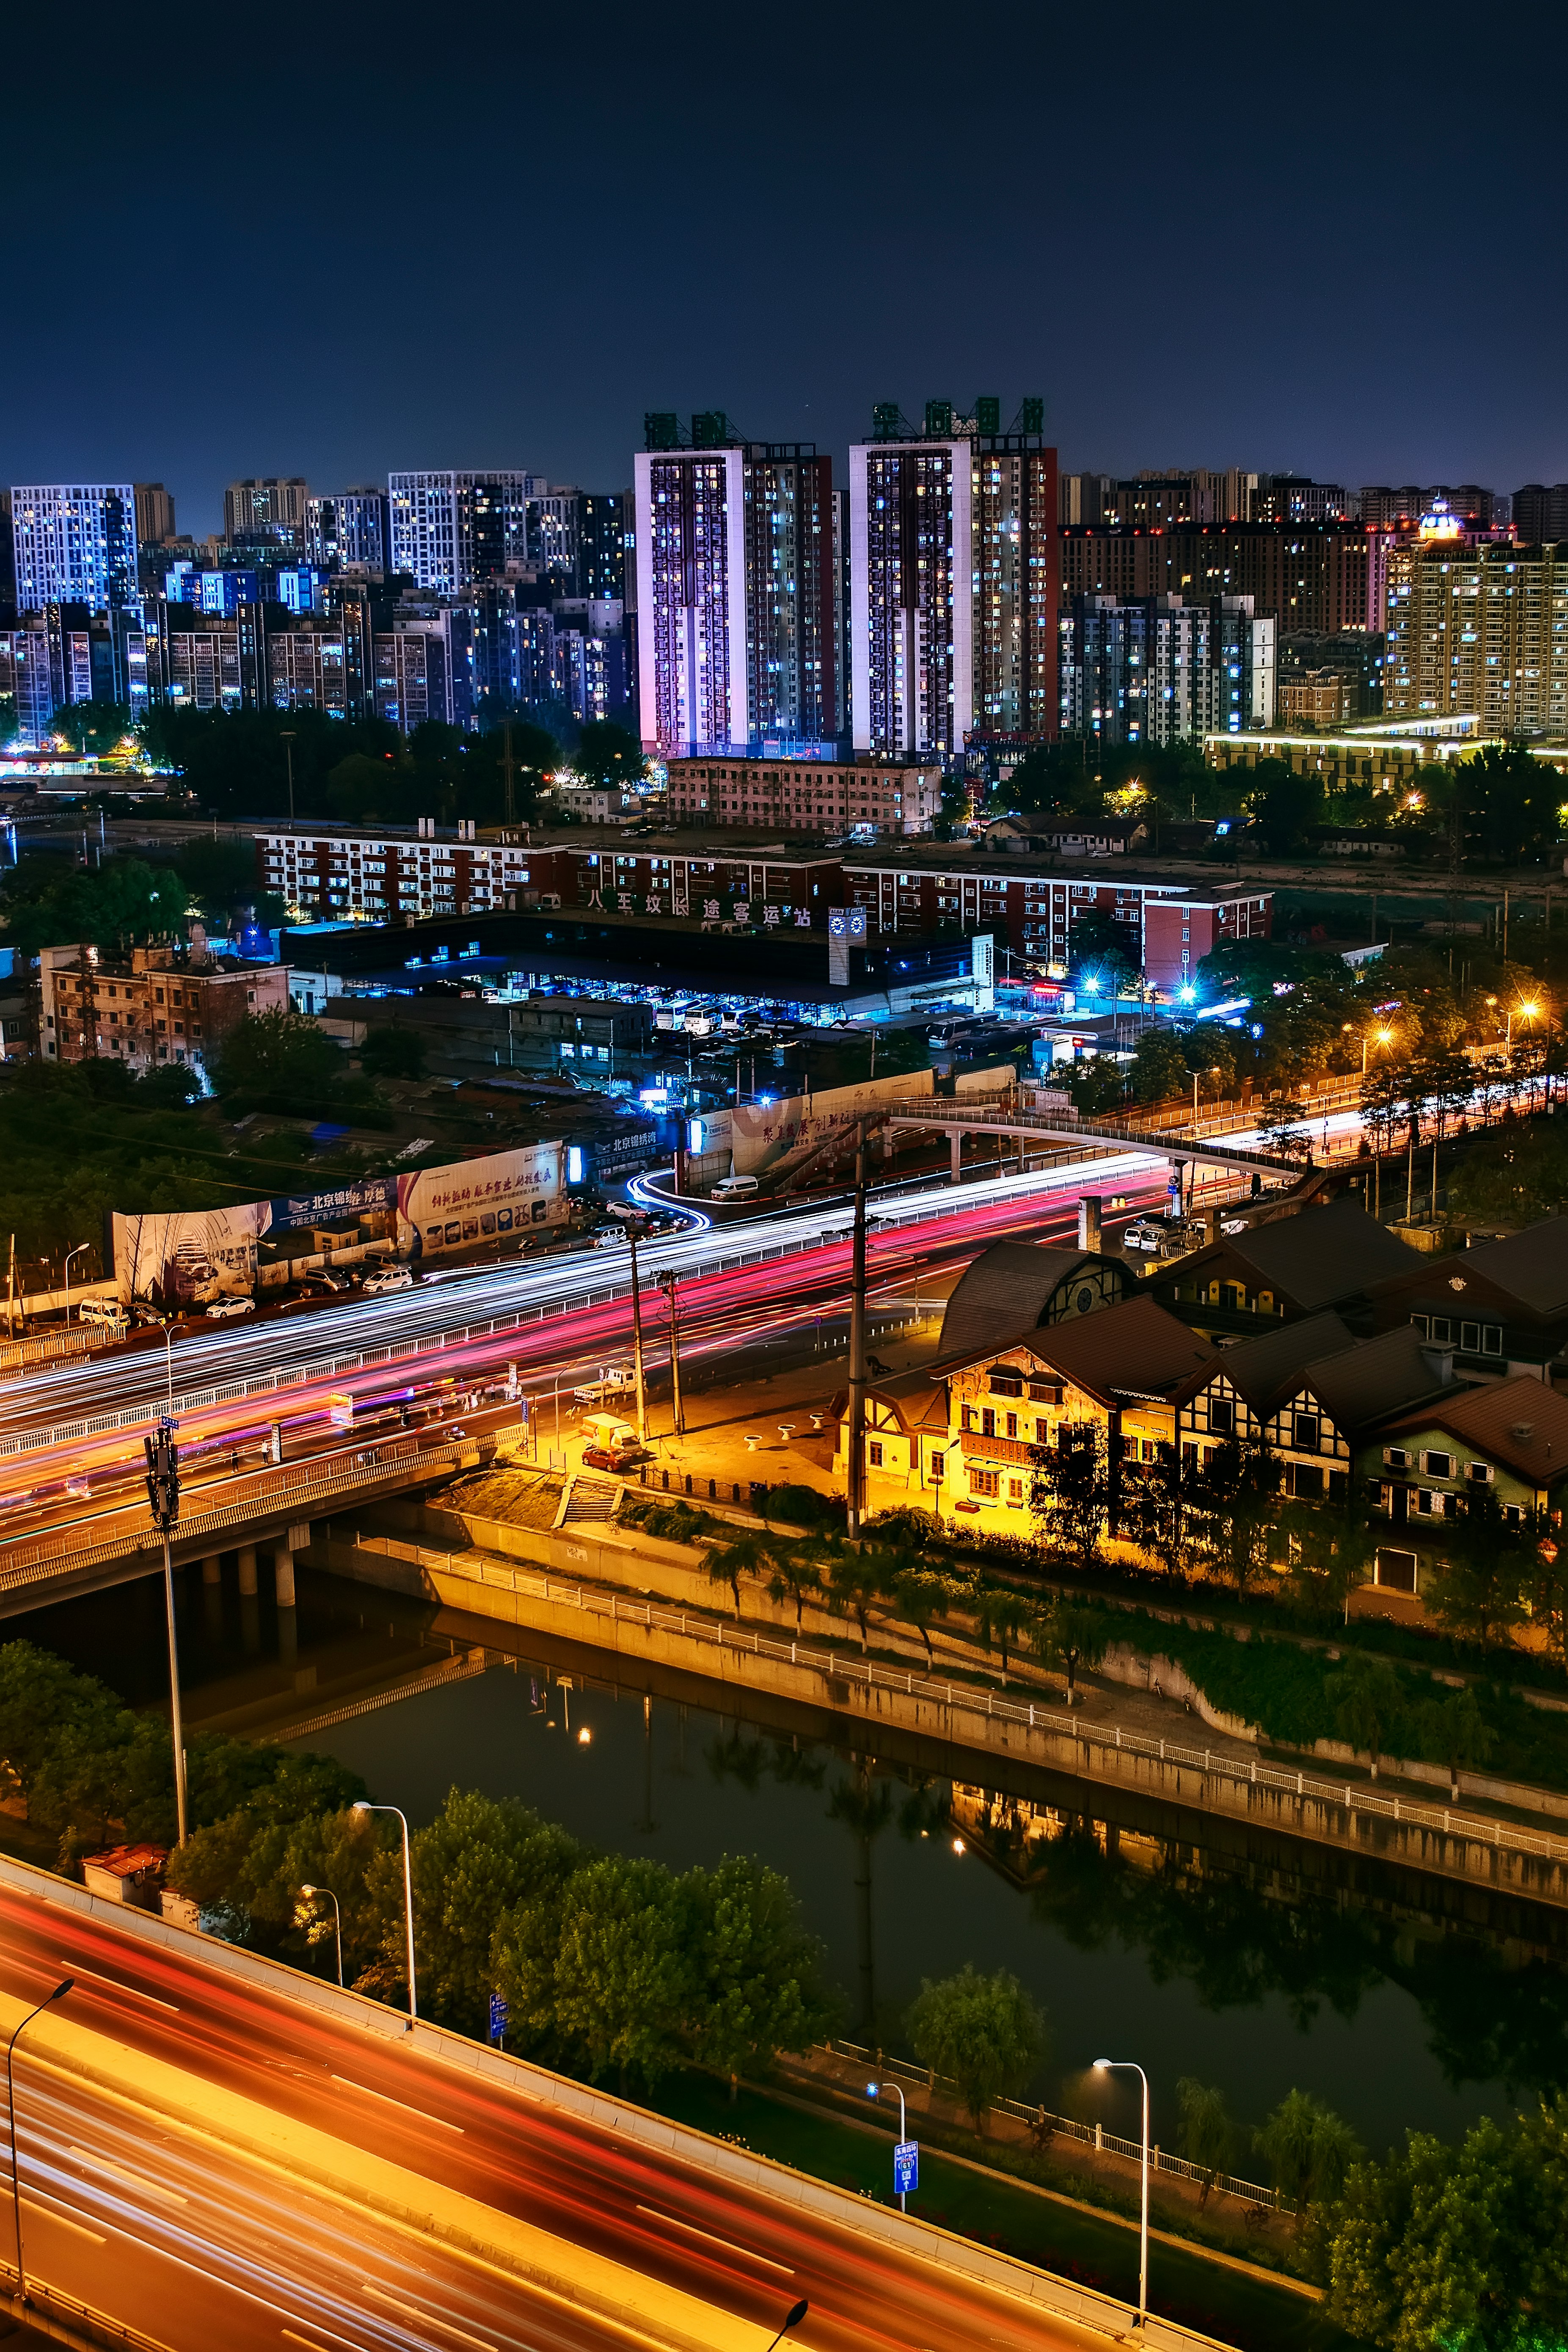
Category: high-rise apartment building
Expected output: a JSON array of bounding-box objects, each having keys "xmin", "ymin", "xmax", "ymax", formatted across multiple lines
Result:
[
  {"xmin": 1061, "ymin": 522, "xmax": 1386, "ymax": 636},
  {"xmin": 305, "ymin": 488, "xmax": 390, "ymax": 573},
  {"xmin": 223, "ymin": 478, "xmax": 310, "ymax": 541},
  {"xmin": 1513, "ymin": 485, "xmax": 1568, "ymax": 542},
  {"xmin": 134, "ymin": 483, "xmax": 177, "ymax": 547},
  {"xmin": 1059, "ymin": 592, "xmax": 1274, "ymax": 747},
  {"xmin": 10, "ymin": 485, "xmax": 140, "ymax": 615},
  {"xmin": 1359, "ymin": 484, "xmax": 1496, "ymax": 529},
  {"xmin": 576, "ymin": 494, "xmax": 627, "ymax": 601},
  {"xmin": 1059, "ymin": 471, "xmax": 1268, "ymax": 527},
  {"xmin": 1254, "ymin": 476, "xmax": 1348, "ymax": 524},
  {"xmin": 632, "ymin": 416, "xmax": 836, "ymax": 758},
  {"xmin": 1383, "ymin": 543, "xmax": 1568, "ymax": 733},
  {"xmin": 849, "ymin": 399, "xmax": 1057, "ymax": 759},
  {"xmin": 387, "ymin": 471, "xmax": 538, "ymax": 594}
]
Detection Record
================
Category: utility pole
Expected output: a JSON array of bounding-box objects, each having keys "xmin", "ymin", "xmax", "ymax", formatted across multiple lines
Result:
[
  {"xmin": 626, "ymin": 1217, "xmax": 651, "ymax": 1443},
  {"xmin": 658, "ymin": 1268, "xmax": 684, "ymax": 1435},
  {"xmin": 143, "ymin": 1420, "xmax": 188, "ymax": 1846},
  {"xmin": 846, "ymin": 1117, "xmax": 869, "ymax": 1538}
]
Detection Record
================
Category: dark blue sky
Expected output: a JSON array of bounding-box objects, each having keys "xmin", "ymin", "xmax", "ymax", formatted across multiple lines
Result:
[{"xmin": 7, "ymin": 0, "xmax": 1562, "ymax": 536}]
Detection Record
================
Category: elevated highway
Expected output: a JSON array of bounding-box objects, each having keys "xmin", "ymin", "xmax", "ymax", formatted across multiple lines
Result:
[{"xmin": 0, "ymin": 1853, "xmax": 1229, "ymax": 2352}]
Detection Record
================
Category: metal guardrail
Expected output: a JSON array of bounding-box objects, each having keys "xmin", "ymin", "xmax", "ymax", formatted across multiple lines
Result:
[
  {"xmin": 357, "ymin": 1538, "xmax": 1568, "ymax": 1872},
  {"xmin": 822, "ymin": 2038, "xmax": 1281, "ymax": 2211},
  {"xmin": 887, "ymin": 1094, "xmax": 1291, "ymax": 1172},
  {"xmin": 0, "ymin": 1438, "xmax": 470, "ymax": 1593}
]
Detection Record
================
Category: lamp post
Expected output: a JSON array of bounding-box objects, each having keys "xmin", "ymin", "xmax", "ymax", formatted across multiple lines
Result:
[
  {"xmin": 866, "ymin": 2077, "xmax": 909, "ymax": 2209},
  {"xmin": 1093, "ymin": 2058, "xmax": 1149, "ymax": 2328},
  {"xmin": 7, "ymin": 1977, "xmax": 72, "ymax": 2305},
  {"xmin": 353, "ymin": 1802, "xmax": 416, "ymax": 2026},
  {"xmin": 300, "ymin": 1883, "xmax": 342, "ymax": 1986},
  {"xmin": 760, "ymin": 2300, "xmax": 809, "ymax": 2352},
  {"xmin": 143, "ymin": 1420, "xmax": 188, "ymax": 1847},
  {"xmin": 161, "ymin": 1320, "xmax": 175, "ymax": 1418},
  {"xmin": 62, "ymin": 1242, "xmax": 91, "ymax": 1325}
]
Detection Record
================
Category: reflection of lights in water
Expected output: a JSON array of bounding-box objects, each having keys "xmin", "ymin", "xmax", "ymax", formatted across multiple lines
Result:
[
  {"xmin": 951, "ymin": 1837, "xmax": 965, "ymax": 1856},
  {"xmin": 577, "ymin": 1726, "xmax": 592, "ymax": 1745}
]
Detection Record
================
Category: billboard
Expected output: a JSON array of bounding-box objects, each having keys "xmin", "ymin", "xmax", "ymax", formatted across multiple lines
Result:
[
  {"xmin": 397, "ymin": 1143, "xmax": 565, "ymax": 1262},
  {"xmin": 113, "ymin": 1144, "xmax": 567, "ymax": 1302}
]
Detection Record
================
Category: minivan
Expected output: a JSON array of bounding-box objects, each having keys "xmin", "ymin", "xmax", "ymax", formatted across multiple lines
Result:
[
  {"xmin": 364, "ymin": 1265, "xmax": 414, "ymax": 1295},
  {"xmin": 711, "ymin": 1175, "xmax": 759, "ymax": 1200}
]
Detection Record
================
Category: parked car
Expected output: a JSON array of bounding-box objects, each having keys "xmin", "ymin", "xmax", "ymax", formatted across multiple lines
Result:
[
  {"xmin": 1121, "ymin": 1219, "xmax": 1167, "ymax": 1254},
  {"xmin": 205, "ymin": 1296, "xmax": 256, "ymax": 1319},
  {"xmin": 582, "ymin": 1445, "xmax": 646, "ymax": 1472},
  {"xmin": 590, "ymin": 1226, "xmax": 628, "ymax": 1249},
  {"xmin": 711, "ymin": 1175, "xmax": 760, "ymax": 1201},
  {"xmin": 364, "ymin": 1265, "xmax": 414, "ymax": 1294}
]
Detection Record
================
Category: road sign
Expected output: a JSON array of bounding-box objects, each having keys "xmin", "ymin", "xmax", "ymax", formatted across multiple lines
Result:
[
  {"xmin": 488, "ymin": 1993, "xmax": 509, "ymax": 2046},
  {"xmin": 893, "ymin": 2140, "xmax": 918, "ymax": 2197}
]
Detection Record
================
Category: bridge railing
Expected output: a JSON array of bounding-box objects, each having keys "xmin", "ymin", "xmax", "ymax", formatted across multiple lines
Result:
[{"xmin": 885, "ymin": 1095, "xmax": 1292, "ymax": 1169}]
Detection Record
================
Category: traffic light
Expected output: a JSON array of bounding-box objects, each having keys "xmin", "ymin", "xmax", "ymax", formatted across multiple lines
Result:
[{"xmin": 143, "ymin": 1422, "xmax": 180, "ymax": 1530}]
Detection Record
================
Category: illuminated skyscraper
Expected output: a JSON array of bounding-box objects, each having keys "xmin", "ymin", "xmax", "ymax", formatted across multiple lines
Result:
[
  {"xmin": 632, "ymin": 415, "xmax": 836, "ymax": 757},
  {"xmin": 387, "ymin": 471, "xmax": 540, "ymax": 593},
  {"xmin": 223, "ymin": 477, "xmax": 310, "ymax": 542},
  {"xmin": 849, "ymin": 400, "xmax": 1057, "ymax": 758},
  {"xmin": 305, "ymin": 488, "xmax": 390, "ymax": 572},
  {"xmin": 10, "ymin": 484, "xmax": 140, "ymax": 615}
]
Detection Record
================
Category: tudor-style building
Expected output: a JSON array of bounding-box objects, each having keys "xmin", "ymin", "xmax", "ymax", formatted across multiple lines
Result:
[
  {"xmin": 1364, "ymin": 1218, "xmax": 1568, "ymax": 1382},
  {"xmin": 1148, "ymin": 1195, "xmax": 1419, "ymax": 1341}
]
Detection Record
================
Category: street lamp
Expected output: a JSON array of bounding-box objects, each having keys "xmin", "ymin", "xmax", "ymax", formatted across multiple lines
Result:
[
  {"xmin": 143, "ymin": 1420, "xmax": 188, "ymax": 1847},
  {"xmin": 7, "ymin": 1977, "xmax": 72, "ymax": 2305},
  {"xmin": 300, "ymin": 1883, "xmax": 342, "ymax": 1987},
  {"xmin": 352, "ymin": 1802, "xmax": 416, "ymax": 2027},
  {"xmin": 1094, "ymin": 2057, "xmax": 1149, "ymax": 2330},
  {"xmin": 866, "ymin": 2078, "xmax": 910, "ymax": 2210},
  {"xmin": 63, "ymin": 1242, "xmax": 91, "ymax": 1325},
  {"xmin": 761, "ymin": 2300, "xmax": 809, "ymax": 2352}
]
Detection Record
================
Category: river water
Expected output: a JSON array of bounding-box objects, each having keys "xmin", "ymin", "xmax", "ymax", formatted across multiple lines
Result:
[{"xmin": 21, "ymin": 1561, "xmax": 1568, "ymax": 2160}]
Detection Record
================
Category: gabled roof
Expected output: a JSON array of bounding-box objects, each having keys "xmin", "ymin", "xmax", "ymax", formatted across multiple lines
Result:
[
  {"xmin": 1303, "ymin": 1324, "xmax": 1458, "ymax": 1434},
  {"xmin": 1208, "ymin": 1310, "xmax": 1357, "ymax": 1416},
  {"xmin": 938, "ymin": 1243, "xmax": 1127, "ymax": 1359},
  {"xmin": 1181, "ymin": 1197, "xmax": 1418, "ymax": 1312},
  {"xmin": 1381, "ymin": 1373, "xmax": 1568, "ymax": 1483},
  {"xmin": 1457, "ymin": 1219, "xmax": 1568, "ymax": 1318},
  {"xmin": 860, "ymin": 1362, "xmax": 951, "ymax": 1437},
  {"xmin": 1021, "ymin": 1294, "xmax": 1219, "ymax": 1406}
]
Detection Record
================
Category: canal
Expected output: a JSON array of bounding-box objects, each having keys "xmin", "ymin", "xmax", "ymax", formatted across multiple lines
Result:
[{"xmin": 19, "ymin": 1560, "xmax": 1568, "ymax": 2160}]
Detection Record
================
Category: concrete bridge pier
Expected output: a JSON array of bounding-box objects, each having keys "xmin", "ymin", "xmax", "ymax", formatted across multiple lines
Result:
[
  {"xmin": 237, "ymin": 1546, "xmax": 258, "ymax": 1596},
  {"xmin": 201, "ymin": 1552, "xmax": 223, "ymax": 1638},
  {"xmin": 237, "ymin": 1544, "xmax": 260, "ymax": 1655},
  {"xmin": 950, "ymin": 1131, "xmax": 963, "ymax": 1185}
]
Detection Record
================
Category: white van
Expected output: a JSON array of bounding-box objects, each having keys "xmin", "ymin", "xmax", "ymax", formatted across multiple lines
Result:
[
  {"xmin": 364, "ymin": 1265, "xmax": 413, "ymax": 1295},
  {"xmin": 711, "ymin": 1175, "xmax": 759, "ymax": 1201}
]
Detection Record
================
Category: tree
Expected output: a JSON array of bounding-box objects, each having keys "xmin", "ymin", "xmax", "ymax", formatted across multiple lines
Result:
[
  {"xmin": 361, "ymin": 1026, "xmax": 426, "ymax": 1081},
  {"xmin": 1327, "ymin": 1652, "xmax": 1405, "ymax": 1779},
  {"xmin": 1325, "ymin": 2101, "xmax": 1568, "ymax": 2351},
  {"xmin": 763, "ymin": 1538, "xmax": 827, "ymax": 1632},
  {"xmin": 546, "ymin": 1853, "xmax": 692, "ymax": 2090},
  {"xmin": 212, "ymin": 1006, "xmax": 343, "ymax": 1109},
  {"xmin": 1244, "ymin": 760, "xmax": 1325, "ymax": 855},
  {"xmin": 1256, "ymin": 2088, "xmax": 1361, "ymax": 2229},
  {"xmin": 52, "ymin": 699, "xmax": 132, "ymax": 757},
  {"xmin": 972, "ymin": 1578, "xmax": 1034, "ymax": 1682},
  {"xmin": 1193, "ymin": 1441, "xmax": 1281, "ymax": 1593},
  {"xmin": 678, "ymin": 1854, "xmax": 835, "ymax": 2097},
  {"xmin": 1031, "ymin": 1598, "xmax": 1109, "ymax": 1706},
  {"xmin": 1030, "ymin": 1423, "xmax": 1111, "ymax": 1570},
  {"xmin": 363, "ymin": 1788, "xmax": 584, "ymax": 2036},
  {"xmin": 1118, "ymin": 1439, "xmax": 1203, "ymax": 1583},
  {"xmin": 1126, "ymin": 1029, "xmax": 1188, "ymax": 1106},
  {"xmin": 1419, "ymin": 1684, "xmax": 1494, "ymax": 1801},
  {"xmin": 825, "ymin": 1544, "xmax": 892, "ymax": 1652},
  {"xmin": 1254, "ymin": 1097, "xmax": 1309, "ymax": 1159},
  {"xmin": 906, "ymin": 1965, "xmax": 1045, "ymax": 2134},
  {"xmin": 1529, "ymin": 1535, "xmax": 1568, "ymax": 1671},
  {"xmin": 0, "ymin": 855, "xmax": 190, "ymax": 961},
  {"xmin": 1424, "ymin": 1497, "xmax": 1530, "ymax": 1654},
  {"xmin": 888, "ymin": 1559, "xmax": 961, "ymax": 1670},
  {"xmin": 1175, "ymin": 2077, "xmax": 1236, "ymax": 2207},
  {"xmin": 572, "ymin": 722, "xmax": 646, "ymax": 791}
]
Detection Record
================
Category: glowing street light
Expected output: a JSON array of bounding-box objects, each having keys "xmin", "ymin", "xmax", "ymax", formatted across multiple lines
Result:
[
  {"xmin": 6, "ymin": 1977, "xmax": 72, "ymax": 2305},
  {"xmin": 1094, "ymin": 2057, "xmax": 1150, "ymax": 2328},
  {"xmin": 300, "ymin": 1884, "xmax": 343, "ymax": 1986},
  {"xmin": 352, "ymin": 1803, "xmax": 416, "ymax": 2027}
]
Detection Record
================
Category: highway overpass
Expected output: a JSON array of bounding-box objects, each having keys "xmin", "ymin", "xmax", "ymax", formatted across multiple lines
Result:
[{"xmin": 0, "ymin": 1852, "xmax": 1231, "ymax": 2352}]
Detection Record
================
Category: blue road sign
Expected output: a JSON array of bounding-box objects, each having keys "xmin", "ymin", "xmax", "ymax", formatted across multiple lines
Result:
[
  {"xmin": 893, "ymin": 2140, "xmax": 918, "ymax": 2197},
  {"xmin": 488, "ymin": 1993, "xmax": 509, "ymax": 2046}
]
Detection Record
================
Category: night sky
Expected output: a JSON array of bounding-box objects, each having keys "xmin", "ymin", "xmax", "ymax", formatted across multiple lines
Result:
[{"xmin": 6, "ymin": 0, "xmax": 1562, "ymax": 534}]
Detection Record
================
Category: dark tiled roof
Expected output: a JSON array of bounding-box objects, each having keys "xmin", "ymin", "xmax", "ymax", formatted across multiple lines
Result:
[
  {"xmin": 1304, "ymin": 1324, "xmax": 1458, "ymax": 1433},
  {"xmin": 938, "ymin": 1243, "xmax": 1125, "ymax": 1359},
  {"xmin": 1028, "ymin": 1294, "xmax": 1219, "ymax": 1404},
  {"xmin": 1224, "ymin": 1197, "xmax": 1419, "ymax": 1310},
  {"xmin": 1460, "ymin": 1219, "xmax": 1568, "ymax": 1317},
  {"xmin": 1212, "ymin": 1310, "xmax": 1357, "ymax": 1415},
  {"xmin": 1382, "ymin": 1373, "xmax": 1568, "ymax": 1482}
]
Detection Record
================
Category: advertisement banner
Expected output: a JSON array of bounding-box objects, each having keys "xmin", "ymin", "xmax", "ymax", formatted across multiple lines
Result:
[
  {"xmin": 730, "ymin": 1068, "xmax": 934, "ymax": 1181},
  {"xmin": 396, "ymin": 1143, "xmax": 565, "ymax": 1261},
  {"xmin": 112, "ymin": 1203, "xmax": 273, "ymax": 1307}
]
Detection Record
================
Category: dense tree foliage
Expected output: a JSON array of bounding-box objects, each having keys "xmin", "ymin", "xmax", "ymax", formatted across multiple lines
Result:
[{"xmin": 906, "ymin": 1963, "xmax": 1045, "ymax": 2130}]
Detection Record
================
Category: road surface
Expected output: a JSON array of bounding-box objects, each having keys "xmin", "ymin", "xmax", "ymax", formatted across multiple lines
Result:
[{"xmin": 0, "ymin": 1878, "xmax": 1144, "ymax": 2352}]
